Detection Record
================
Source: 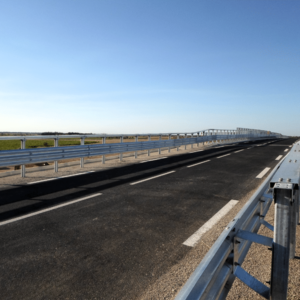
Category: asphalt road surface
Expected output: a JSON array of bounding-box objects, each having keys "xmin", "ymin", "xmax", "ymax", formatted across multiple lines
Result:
[{"xmin": 0, "ymin": 138, "xmax": 297, "ymax": 299}]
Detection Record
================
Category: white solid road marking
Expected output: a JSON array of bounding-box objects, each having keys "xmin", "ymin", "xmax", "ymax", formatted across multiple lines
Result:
[
  {"xmin": 234, "ymin": 150, "xmax": 244, "ymax": 153},
  {"xmin": 189, "ymin": 150, "xmax": 204, "ymax": 153},
  {"xmin": 187, "ymin": 160, "xmax": 210, "ymax": 168},
  {"xmin": 256, "ymin": 167, "xmax": 271, "ymax": 179},
  {"xmin": 0, "ymin": 193, "xmax": 102, "ymax": 226},
  {"xmin": 183, "ymin": 200, "xmax": 239, "ymax": 247},
  {"xmin": 59, "ymin": 172, "xmax": 95, "ymax": 178},
  {"xmin": 130, "ymin": 171, "xmax": 176, "ymax": 185},
  {"xmin": 140, "ymin": 157, "xmax": 167, "ymax": 163},
  {"xmin": 217, "ymin": 154, "xmax": 230, "ymax": 159},
  {"xmin": 28, "ymin": 178, "xmax": 57, "ymax": 184},
  {"xmin": 275, "ymin": 155, "xmax": 283, "ymax": 161},
  {"xmin": 284, "ymin": 149, "xmax": 289, "ymax": 152},
  {"xmin": 28, "ymin": 171, "xmax": 95, "ymax": 184}
]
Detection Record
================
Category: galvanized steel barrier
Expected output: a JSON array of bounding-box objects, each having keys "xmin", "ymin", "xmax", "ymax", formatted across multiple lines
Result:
[
  {"xmin": 0, "ymin": 128, "xmax": 282, "ymax": 177},
  {"xmin": 175, "ymin": 141, "xmax": 299, "ymax": 300}
]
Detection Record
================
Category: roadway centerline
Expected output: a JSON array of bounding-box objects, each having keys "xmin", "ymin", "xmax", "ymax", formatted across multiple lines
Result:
[
  {"xmin": 0, "ymin": 193, "xmax": 102, "ymax": 226},
  {"xmin": 28, "ymin": 171, "xmax": 95, "ymax": 184},
  {"xmin": 256, "ymin": 167, "xmax": 271, "ymax": 179},
  {"xmin": 140, "ymin": 157, "xmax": 167, "ymax": 163},
  {"xmin": 284, "ymin": 149, "xmax": 289, "ymax": 152},
  {"xmin": 130, "ymin": 171, "xmax": 176, "ymax": 185},
  {"xmin": 275, "ymin": 155, "xmax": 283, "ymax": 161},
  {"xmin": 217, "ymin": 154, "xmax": 231, "ymax": 159},
  {"xmin": 187, "ymin": 160, "xmax": 210, "ymax": 168},
  {"xmin": 183, "ymin": 200, "xmax": 239, "ymax": 247}
]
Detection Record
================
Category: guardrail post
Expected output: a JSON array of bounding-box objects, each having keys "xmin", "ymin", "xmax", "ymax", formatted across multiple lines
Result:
[
  {"xmin": 80, "ymin": 137, "xmax": 85, "ymax": 168},
  {"xmin": 158, "ymin": 135, "xmax": 162, "ymax": 155},
  {"xmin": 20, "ymin": 139, "xmax": 26, "ymax": 177},
  {"xmin": 297, "ymin": 189, "xmax": 300, "ymax": 225},
  {"xmin": 191, "ymin": 133, "xmax": 193, "ymax": 149},
  {"xmin": 135, "ymin": 136, "xmax": 138, "ymax": 158},
  {"xmin": 197, "ymin": 132, "xmax": 199, "ymax": 147},
  {"xmin": 148, "ymin": 135, "xmax": 151, "ymax": 156},
  {"xmin": 203, "ymin": 131, "xmax": 205, "ymax": 146},
  {"xmin": 120, "ymin": 136, "xmax": 123, "ymax": 162},
  {"xmin": 177, "ymin": 134, "xmax": 179, "ymax": 151},
  {"xmin": 102, "ymin": 137, "xmax": 106, "ymax": 164},
  {"xmin": 289, "ymin": 189, "xmax": 298, "ymax": 259},
  {"xmin": 168, "ymin": 134, "xmax": 171, "ymax": 153},
  {"xmin": 184, "ymin": 134, "xmax": 187, "ymax": 150},
  {"xmin": 54, "ymin": 137, "xmax": 59, "ymax": 172},
  {"xmin": 270, "ymin": 186, "xmax": 293, "ymax": 300}
]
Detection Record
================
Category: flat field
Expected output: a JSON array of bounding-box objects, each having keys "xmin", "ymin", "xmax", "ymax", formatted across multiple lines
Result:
[
  {"xmin": 0, "ymin": 139, "xmax": 100, "ymax": 151},
  {"xmin": 0, "ymin": 136, "xmax": 174, "ymax": 151}
]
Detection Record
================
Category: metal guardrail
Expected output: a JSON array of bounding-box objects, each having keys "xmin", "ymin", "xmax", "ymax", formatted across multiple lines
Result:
[
  {"xmin": 175, "ymin": 141, "xmax": 300, "ymax": 300},
  {"xmin": 0, "ymin": 127, "xmax": 281, "ymax": 177},
  {"xmin": 0, "ymin": 127, "xmax": 280, "ymax": 139}
]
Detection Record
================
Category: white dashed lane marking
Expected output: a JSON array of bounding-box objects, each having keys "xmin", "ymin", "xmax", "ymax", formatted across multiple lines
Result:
[
  {"xmin": 130, "ymin": 171, "xmax": 176, "ymax": 185},
  {"xmin": 217, "ymin": 154, "xmax": 230, "ymax": 159},
  {"xmin": 256, "ymin": 167, "xmax": 271, "ymax": 179},
  {"xmin": 0, "ymin": 193, "xmax": 102, "ymax": 226},
  {"xmin": 234, "ymin": 150, "xmax": 244, "ymax": 153},
  {"xmin": 187, "ymin": 160, "xmax": 210, "ymax": 168}
]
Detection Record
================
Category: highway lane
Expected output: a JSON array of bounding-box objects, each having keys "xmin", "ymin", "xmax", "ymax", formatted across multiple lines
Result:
[
  {"xmin": 0, "ymin": 138, "xmax": 297, "ymax": 299},
  {"xmin": 0, "ymin": 138, "xmax": 282, "ymax": 218}
]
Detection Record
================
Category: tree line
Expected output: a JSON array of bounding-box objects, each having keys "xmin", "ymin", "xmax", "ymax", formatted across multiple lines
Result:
[{"xmin": 41, "ymin": 132, "xmax": 93, "ymax": 135}]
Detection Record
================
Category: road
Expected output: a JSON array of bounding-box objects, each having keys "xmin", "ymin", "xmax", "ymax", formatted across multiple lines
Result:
[{"xmin": 0, "ymin": 138, "xmax": 296, "ymax": 299}]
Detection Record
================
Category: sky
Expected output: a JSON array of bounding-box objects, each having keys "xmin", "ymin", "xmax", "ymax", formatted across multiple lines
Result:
[{"xmin": 0, "ymin": 0, "xmax": 299, "ymax": 135}]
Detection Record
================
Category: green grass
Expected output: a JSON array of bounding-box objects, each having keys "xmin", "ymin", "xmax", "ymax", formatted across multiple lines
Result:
[{"xmin": 0, "ymin": 139, "xmax": 99, "ymax": 151}]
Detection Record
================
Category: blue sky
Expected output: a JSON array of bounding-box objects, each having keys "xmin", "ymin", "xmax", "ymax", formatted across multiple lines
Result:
[{"xmin": 0, "ymin": 0, "xmax": 299, "ymax": 135}]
